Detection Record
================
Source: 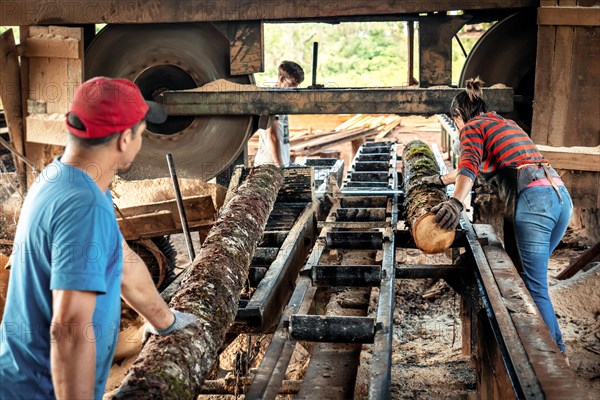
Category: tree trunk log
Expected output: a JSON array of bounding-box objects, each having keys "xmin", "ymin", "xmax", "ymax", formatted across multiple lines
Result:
[
  {"xmin": 112, "ymin": 165, "xmax": 284, "ymax": 399},
  {"xmin": 402, "ymin": 140, "xmax": 455, "ymax": 254}
]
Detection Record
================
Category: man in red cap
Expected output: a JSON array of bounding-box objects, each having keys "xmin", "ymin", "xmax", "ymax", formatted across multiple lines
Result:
[{"xmin": 0, "ymin": 77, "xmax": 196, "ymax": 399}]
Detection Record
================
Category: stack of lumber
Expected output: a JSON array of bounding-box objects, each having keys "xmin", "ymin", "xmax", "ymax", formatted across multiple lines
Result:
[
  {"xmin": 247, "ymin": 114, "xmax": 403, "ymax": 161},
  {"xmin": 290, "ymin": 114, "xmax": 402, "ymax": 157}
]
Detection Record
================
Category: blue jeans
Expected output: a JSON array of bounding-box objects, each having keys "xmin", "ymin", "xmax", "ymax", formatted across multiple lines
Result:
[{"xmin": 515, "ymin": 185, "xmax": 572, "ymax": 352}]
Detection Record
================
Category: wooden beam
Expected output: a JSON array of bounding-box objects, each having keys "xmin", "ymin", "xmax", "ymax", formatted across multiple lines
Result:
[
  {"xmin": 537, "ymin": 144, "xmax": 600, "ymax": 172},
  {"xmin": 21, "ymin": 36, "xmax": 82, "ymax": 59},
  {"xmin": 25, "ymin": 115, "xmax": 65, "ymax": 146},
  {"xmin": 559, "ymin": 170, "xmax": 600, "ymax": 208},
  {"xmin": 161, "ymin": 87, "xmax": 515, "ymax": 115},
  {"xmin": 0, "ymin": 29, "xmax": 27, "ymax": 191},
  {"xmin": 21, "ymin": 26, "xmax": 84, "ymax": 187},
  {"xmin": 214, "ymin": 21, "xmax": 264, "ymax": 76},
  {"xmin": 0, "ymin": 1, "xmax": 539, "ymax": 25},
  {"xmin": 538, "ymin": 6, "xmax": 600, "ymax": 26},
  {"xmin": 556, "ymin": 241, "xmax": 600, "ymax": 280},
  {"xmin": 419, "ymin": 15, "xmax": 468, "ymax": 87}
]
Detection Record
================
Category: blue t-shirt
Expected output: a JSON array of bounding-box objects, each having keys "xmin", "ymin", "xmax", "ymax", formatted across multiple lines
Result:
[{"xmin": 0, "ymin": 158, "xmax": 123, "ymax": 399}]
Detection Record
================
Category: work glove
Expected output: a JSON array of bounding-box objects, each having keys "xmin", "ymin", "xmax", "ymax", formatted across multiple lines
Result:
[
  {"xmin": 431, "ymin": 198, "xmax": 463, "ymax": 231},
  {"xmin": 421, "ymin": 175, "xmax": 446, "ymax": 187},
  {"xmin": 143, "ymin": 309, "xmax": 197, "ymax": 342}
]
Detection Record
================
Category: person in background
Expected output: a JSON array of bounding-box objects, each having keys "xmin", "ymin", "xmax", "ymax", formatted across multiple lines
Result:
[
  {"xmin": 425, "ymin": 78, "xmax": 572, "ymax": 362},
  {"xmin": 254, "ymin": 61, "xmax": 305, "ymax": 167},
  {"xmin": 0, "ymin": 77, "xmax": 197, "ymax": 399}
]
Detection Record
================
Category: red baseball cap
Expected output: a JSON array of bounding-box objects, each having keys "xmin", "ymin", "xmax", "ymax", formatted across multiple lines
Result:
[{"xmin": 66, "ymin": 77, "xmax": 166, "ymax": 139}]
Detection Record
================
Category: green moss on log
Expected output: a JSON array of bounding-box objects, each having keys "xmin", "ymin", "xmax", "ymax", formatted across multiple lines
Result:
[
  {"xmin": 402, "ymin": 140, "xmax": 447, "ymax": 229},
  {"xmin": 111, "ymin": 165, "xmax": 284, "ymax": 399}
]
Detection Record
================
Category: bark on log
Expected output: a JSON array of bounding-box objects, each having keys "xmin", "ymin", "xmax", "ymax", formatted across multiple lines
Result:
[
  {"xmin": 402, "ymin": 140, "xmax": 455, "ymax": 254},
  {"xmin": 112, "ymin": 165, "xmax": 284, "ymax": 399}
]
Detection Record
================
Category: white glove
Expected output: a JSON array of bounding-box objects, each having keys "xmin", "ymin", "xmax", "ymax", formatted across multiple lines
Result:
[{"xmin": 144, "ymin": 309, "xmax": 197, "ymax": 340}]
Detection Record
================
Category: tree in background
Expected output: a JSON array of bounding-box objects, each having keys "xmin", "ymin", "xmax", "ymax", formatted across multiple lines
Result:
[
  {"xmin": 256, "ymin": 22, "xmax": 483, "ymax": 88},
  {"xmin": 1, "ymin": 22, "xmax": 484, "ymax": 88}
]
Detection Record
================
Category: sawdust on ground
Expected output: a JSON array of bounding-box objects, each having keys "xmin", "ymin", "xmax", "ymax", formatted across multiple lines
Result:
[{"xmin": 111, "ymin": 177, "xmax": 226, "ymax": 209}]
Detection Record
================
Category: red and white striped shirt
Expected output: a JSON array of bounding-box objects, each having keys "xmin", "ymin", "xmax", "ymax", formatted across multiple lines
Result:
[{"xmin": 457, "ymin": 112, "xmax": 548, "ymax": 181}]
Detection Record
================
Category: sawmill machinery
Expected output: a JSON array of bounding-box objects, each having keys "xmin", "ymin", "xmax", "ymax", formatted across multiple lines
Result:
[{"xmin": 0, "ymin": 0, "xmax": 565, "ymax": 184}]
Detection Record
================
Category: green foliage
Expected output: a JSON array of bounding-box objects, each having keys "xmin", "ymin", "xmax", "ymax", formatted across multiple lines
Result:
[
  {"xmin": 1, "ymin": 21, "xmax": 484, "ymax": 87},
  {"xmin": 0, "ymin": 26, "xmax": 19, "ymax": 43},
  {"xmin": 256, "ymin": 22, "xmax": 409, "ymax": 87},
  {"xmin": 256, "ymin": 22, "xmax": 483, "ymax": 88}
]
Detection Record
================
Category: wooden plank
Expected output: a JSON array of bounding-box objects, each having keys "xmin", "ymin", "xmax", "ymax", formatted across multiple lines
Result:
[
  {"xmin": 548, "ymin": 24, "xmax": 575, "ymax": 146},
  {"xmin": 530, "ymin": 25, "xmax": 556, "ymax": 144},
  {"xmin": 538, "ymin": 6, "xmax": 600, "ymax": 26},
  {"xmin": 25, "ymin": 115, "xmax": 66, "ymax": 146},
  {"xmin": 163, "ymin": 87, "xmax": 515, "ymax": 115},
  {"xmin": 566, "ymin": 24, "xmax": 600, "ymax": 146},
  {"xmin": 556, "ymin": 241, "xmax": 600, "ymax": 280},
  {"xmin": 537, "ymin": 144, "xmax": 600, "ymax": 172},
  {"xmin": 117, "ymin": 195, "xmax": 215, "ymax": 220},
  {"xmin": 118, "ymin": 211, "xmax": 177, "ymax": 240},
  {"xmin": 21, "ymin": 37, "xmax": 81, "ymax": 59},
  {"xmin": 474, "ymin": 225, "xmax": 580, "ymax": 399},
  {"xmin": 22, "ymin": 26, "xmax": 83, "ymax": 187},
  {"xmin": 532, "ymin": 1, "xmax": 600, "ymax": 148},
  {"xmin": 116, "ymin": 196, "xmax": 217, "ymax": 240},
  {"xmin": 0, "ymin": 1, "xmax": 539, "ymax": 25},
  {"xmin": 558, "ymin": 170, "xmax": 600, "ymax": 208}
]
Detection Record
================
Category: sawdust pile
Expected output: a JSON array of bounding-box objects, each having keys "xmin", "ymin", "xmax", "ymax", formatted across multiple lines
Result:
[
  {"xmin": 549, "ymin": 263, "xmax": 600, "ymax": 397},
  {"xmin": 185, "ymin": 79, "xmax": 262, "ymax": 93},
  {"xmin": 551, "ymin": 264, "xmax": 600, "ymax": 319},
  {"xmin": 111, "ymin": 177, "xmax": 226, "ymax": 210}
]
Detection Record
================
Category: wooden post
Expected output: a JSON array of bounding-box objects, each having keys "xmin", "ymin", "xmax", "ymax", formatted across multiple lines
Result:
[
  {"xmin": 0, "ymin": 29, "xmax": 26, "ymax": 192},
  {"xmin": 112, "ymin": 165, "xmax": 284, "ymax": 398}
]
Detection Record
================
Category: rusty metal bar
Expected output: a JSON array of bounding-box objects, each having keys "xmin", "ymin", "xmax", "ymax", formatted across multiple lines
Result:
[
  {"xmin": 311, "ymin": 265, "xmax": 382, "ymax": 287},
  {"xmin": 237, "ymin": 202, "xmax": 317, "ymax": 329},
  {"xmin": 325, "ymin": 231, "xmax": 384, "ymax": 249},
  {"xmin": 395, "ymin": 264, "xmax": 465, "ymax": 280},
  {"xmin": 166, "ymin": 153, "xmax": 195, "ymax": 262},
  {"xmin": 289, "ymin": 315, "xmax": 376, "ymax": 343}
]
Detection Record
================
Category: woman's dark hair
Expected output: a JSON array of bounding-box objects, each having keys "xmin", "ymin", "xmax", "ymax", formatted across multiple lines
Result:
[{"xmin": 450, "ymin": 77, "xmax": 487, "ymax": 123}]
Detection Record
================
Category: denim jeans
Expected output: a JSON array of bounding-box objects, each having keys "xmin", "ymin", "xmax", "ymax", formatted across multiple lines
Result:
[{"xmin": 515, "ymin": 185, "xmax": 572, "ymax": 352}]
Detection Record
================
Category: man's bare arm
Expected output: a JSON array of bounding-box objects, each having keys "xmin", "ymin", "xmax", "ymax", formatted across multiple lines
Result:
[
  {"xmin": 268, "ymin": 118, "xmax": 283, "ymax": 167},
  {"xmin": 51, "ymin": 290, "xmax": 97, "ymax": 399},
  {"xmin": 120, "ymin": 240, "xmax": 174, "ymax": 330}
]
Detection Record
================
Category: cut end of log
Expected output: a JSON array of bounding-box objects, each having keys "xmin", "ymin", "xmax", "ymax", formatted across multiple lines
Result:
[{"xmin": 412, "ymin": 213, "xmax": 455, "ymax": 254}]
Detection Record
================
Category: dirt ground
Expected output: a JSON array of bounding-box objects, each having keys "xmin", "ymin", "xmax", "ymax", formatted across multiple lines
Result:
[
  {"xmin": 385, "ymin": 117, "xmax": 600, "ymax": 399},
  {"xmin": 194, "ymin": 115, "xmax": 599, "ymax": 398}
]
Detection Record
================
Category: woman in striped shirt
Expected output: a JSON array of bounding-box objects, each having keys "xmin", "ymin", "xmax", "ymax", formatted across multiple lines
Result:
[{"xmin": 430, "ymin": 78, "xmax": 573, "ymax": 358}]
